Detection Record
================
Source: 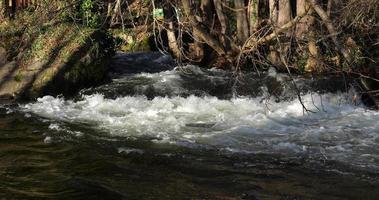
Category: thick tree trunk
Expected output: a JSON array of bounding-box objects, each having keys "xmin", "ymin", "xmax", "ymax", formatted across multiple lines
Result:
[
  {"xmin": 269, "ymin": 0, "xmax": 278, "ymax": 24},
  {"xmin": 297, "ymin": 0, "xmax": 319, "ymax": 72},
  {"xmin": 277, "ymin": 0, "xmax": 292, "ymax": 68},
  {"xmin": 306, "ymin": 30, "xmax": 320, "ymax": 71},
  {"xmin": 235, "ymin": 0, "xmax": 249, "ymax": 44},
  {"xmin": 277, "ymin": 0, "xmax": 292, "ymax": 26},
  {"xmin": 213, "ymin": 0, "xmax": 234, "ymax": 52},
  {"xmin": 296, "ymin": 0, "xmax": 311, "ymax": 38},
  {"xmin": 268, "ymin": 0, "xmax": 279, "ymax": 66},
  {"xmin": 167, "ymin": 21, "xmax": 181, "ymax": 60}
]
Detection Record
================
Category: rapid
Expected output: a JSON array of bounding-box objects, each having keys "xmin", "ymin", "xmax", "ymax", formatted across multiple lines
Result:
[{"xmin": 1, "ymin": 52, "xmax": 378, "ymax": 199}]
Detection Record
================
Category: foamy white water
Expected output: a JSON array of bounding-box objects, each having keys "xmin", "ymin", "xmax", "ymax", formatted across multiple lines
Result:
[{"xmin": 21, "ymin": 91, "xmax": 379, "ymax": 170}]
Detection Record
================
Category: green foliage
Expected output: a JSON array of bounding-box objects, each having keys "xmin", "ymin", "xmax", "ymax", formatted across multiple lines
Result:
[
  {"xmin": 80, "ymin": 0, "xmax": 101, "ymax": 28},
  {"xmin": 297, "ymin": 54, "xmax": 308, "ymax": 73}
]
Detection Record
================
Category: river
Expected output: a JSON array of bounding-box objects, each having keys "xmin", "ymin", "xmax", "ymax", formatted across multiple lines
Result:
[{"xmin": 1, "ymin": 53, "xmax": 379, "ymax": 199}]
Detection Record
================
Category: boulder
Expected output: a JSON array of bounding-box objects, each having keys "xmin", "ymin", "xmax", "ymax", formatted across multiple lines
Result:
[{"xmin": 0, "ymin": 23, "xmax": 115, "ymax": 99}]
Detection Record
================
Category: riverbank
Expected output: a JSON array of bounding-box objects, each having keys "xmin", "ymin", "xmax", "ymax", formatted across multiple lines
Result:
[{"xmin": 0, "ymin": 18, "xmax": 114, "ymax": 101}]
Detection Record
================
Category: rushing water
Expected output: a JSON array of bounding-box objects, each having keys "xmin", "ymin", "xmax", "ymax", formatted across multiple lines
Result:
[{"xmin": 1, "ymin": 54, "xmax": 379, "ymax": 199}]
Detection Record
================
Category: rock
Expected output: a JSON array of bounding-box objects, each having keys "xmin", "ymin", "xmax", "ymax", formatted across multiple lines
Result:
[
  {"xmin": 358, "ymin": 77, "xmax": 379, "ymax": 109},
  {"xmin": 109, "ymin": 51, "xmax": 175, "ymax": 76},
  {"xmin": 0, "ymin": 23, "xmax": 115, "ymax": 100},
  {"xmin": 0, "ymin": 47, "xmax": 6, "ymax": 66},
  {"xmin": 267, "ymin": 66, "xmax": 278, "ymax": 78}
]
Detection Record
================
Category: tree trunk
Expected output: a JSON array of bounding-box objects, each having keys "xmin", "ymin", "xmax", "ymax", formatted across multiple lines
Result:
[
  {"xmin": 269, "ymin": 0, "xmax": 278, "ymax": 24},
  {"xmin": 248, "ymin": 0, "xmax": 259, "ymax": 34},
  {"xmin": 268, "ymin": 0, "xmax": 279, "ymax": 66},
  {"xmin": 296, "ymin": 0, "xmax": 319, "ymax": 72},
  {"xmin": 327, "ymin": 0, "xmax": 332, "ymax": 16},
  {"xmin": 306, "ymin": 29, "xmax": 320, "ymax": 72},
  {"xmin": 165, "ymin": 5, "xmax": 182, "ymax": 61},
  {"xmin": 107, "ymin": 0, "xmax": 113, "ymax": 18},
  {"xmin": 167, "ymin": 22, "xmax": 181, "ymax": 60},
  {"xmin": 276, "ymin": 0, "xmax": 292, "ymax": 68},
  {"xmin": 235, "ymin": 0, "xmax": 249, "ymax": 44},
  {"xmin": 181, "ymin": 0, "xmax": 226, "ymax": 56},
  {"xmin": 190, "ymin": 28, "xmax": 205, "ymax": 62},
  {"xmin": 201, "ymin": 0, "xmax": 213, "ymax": 22},
  {"xmin": 0, "ymin": 0, "xmax": 4, "ymax": 20},
  {"xmin": 296, "ymin": 0, "xmax": 310, "ymax": 38},
  {"xmin": 278, "ymin": 0, "xmax": 292, "ymax": 27},
  {"xmin": 111, "ymin": 0, "xmax": 121, "ymax": 25},
  {"xmin": 213, "ymin": 0, "xmax": 230, "ymax": 50},
  {"xmin": 187, "ymin": 0, "xmax": 213, "ymax": 62}
]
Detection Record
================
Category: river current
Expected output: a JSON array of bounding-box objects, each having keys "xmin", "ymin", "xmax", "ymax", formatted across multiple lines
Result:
[{"xmin": 1, "ymin": 53, "xmax": 379, "ymax": 199}]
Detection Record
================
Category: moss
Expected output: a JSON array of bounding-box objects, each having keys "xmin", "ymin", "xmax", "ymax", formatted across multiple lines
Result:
[
  {"xmin": 3, "ymin": 22, "xmax": 115, "ymax": 99},
  {"xmin": 33, "ymin": 26, "xmax": 113, "ymax": 96},
  {"xmin": 112, "ymin": 27, "xmax": 151, "ymax": 52},
  {"xmin": 14, "ymin": 74, "xmax": 23, "ymax": 82}
]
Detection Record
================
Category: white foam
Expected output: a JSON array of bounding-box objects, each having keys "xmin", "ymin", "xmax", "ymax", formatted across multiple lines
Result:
[
  {"xmin": 48, "ymin": 123, "xmax": 83, "ymax": 137},
  {"xmin": 118, "ymin": 147, "xmax": 144, "ymax": 154},
  {"xmin": 21, "ymin": 92, "xmax": 379, "ymax": 169}
]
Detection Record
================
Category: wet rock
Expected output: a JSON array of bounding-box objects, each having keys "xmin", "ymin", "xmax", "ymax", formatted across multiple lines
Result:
[
  {"xmin": 358, "ymin": 77, "xmax": 379, "ymax": 109},
  {"xmin": 109, "ymin": 51, "xmax": 175, "ymax": 77}
]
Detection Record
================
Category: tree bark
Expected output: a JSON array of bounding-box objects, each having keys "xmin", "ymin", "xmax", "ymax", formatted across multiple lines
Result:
[
  {"xmin": 213, "ymin": 0, "xmax": 231, "ymax": 51},
  {"xmin": 268, "ymin": 0, "xmax": 279, "ymax": 66},
  {"xmin": 248, "ymin": 0, "xmax": 259, "ymax": 34},
  {"xmin": 235, "ymin": 0, "xmax": 249, "ymax": 44},
  {"xmin": 201, "ymin": 0, "xmax": 213, "ymax": 22},
  {"xmin": 269, "ymin": 0, "xmax": 278, "ymax": 24},
  {"xmin": 0, "ymin": 1, "xmax": 4, "ymax": 20},
  {"xmin": 278, "ymin": 0, "xmax": 292, "ymax": 27},
  {"xmin": 107, "ymin": 0, "xmax": 112, "ymax": 18},
  {"xmin": 327, "ymin": 0, "xmax": 332, "ymax": 16},
  {"xmin": 167, "ymin": 22, "xmax": 181, "ymax": 60},
  {"xmin": 181, "ymin": 0, "xmax": 226, "ymax": 55},
  {"xmin": 296, "ymin": 0, "xmax": 311, "ymax": 38},
  {"xmin": 111, "ymin": 0, "xmax": 121, "ymax": 25},
  {"xmin": 296, "ymin": 0, "xmax": 319, "ymax": 72}
]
